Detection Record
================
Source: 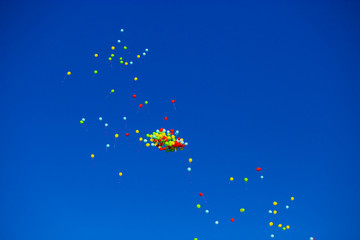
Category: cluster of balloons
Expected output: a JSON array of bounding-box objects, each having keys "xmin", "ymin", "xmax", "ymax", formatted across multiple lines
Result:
[
  {"xmin": 144, "ymin": 128, "xmax": 188, "ymax": 152},
  {"xmin": 268, "ymin": 197, "xmax": 295, "ymax": 237}
]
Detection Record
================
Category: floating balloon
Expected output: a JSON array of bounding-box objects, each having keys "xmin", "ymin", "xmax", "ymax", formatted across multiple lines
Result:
[
  {"xmin": 187, "ymin": 167, "xmax": 191, "ymax": 172},
  {"xmin": 94, "ymin": 53, "xmax": 98, "ymax": 57},
  {"xmin": 273, "ymin": 210, "xmax": 277, "ymax": 215},
  {"xmin": 106, "ymin": 144, "xmax": 110, "ymax": 148},
  {"xmin": 125, "ymin": 133, "xmax": 129, "ymax": 136},
  {"xmin": 286, "ymin": 205, "xmax": 289, "ymax": 209},
  {"xmin": 273, "ymin": 202, "xmax": 278, "ymax": 206},
  {"xmin": 109, "ymin": 57, "xmax": 112, "ymax": 61},
  {"xmin": 139, "ymin": 104, "xmax": 143, "ymax": 108},
  {"xmin": 94, "ymin": 70, "xmax": 98, "ymax": 74},
  {"xmin": 196, "ymin": 204, "xmax": 201, "ymax": 209},
  {"xmin": 145, "ymin": 101, "xmax": 148, "ymax": 104},
  {"xmin": 199, "ymin": 193, "xmax": 203, "ymax": 197},
  {"xmin": 132, "ymin": 94, "xmax": 137, "ymax": 98},
  {"xmin": 136, "ymin": 130, "xmax": 139, "ymax": 134},
  {"xmin": 230, "ymin": 177, "xmax": 234, "ymax": 181},
  {"xmin": 137, "ymin": 55, "xmax": 140, "ymax": 58},
  {"xmin": 134, "ymin": 77, "xmax": 138, "ymax": 81},
  {"xmin": 119, "ymin": 172, "xmax": 123, "ymax": 176},
  {"xmin": 240, "ymin": 208, "xmax": 245, "ymax": 213},
  {"xmin": 171, "ymin": 99, "xmax": 175, "ymax": 103},
  {"xmin": 91, "ymin": 154, "xmax": 94, "ymax": 158},
  {"xmin": 139, "ymin": 137, "xmax": 143, "ymax": 141},
  {"xmin": 244, "ymin": 178, "xmax": 248, "ymax": 182},
  {"xmin": 189, "ymin": 158, "xmax": 192, "ymax": 163},
  {"xmin": 111, "ymin": 89, "xmax": 115, "ymax": 93},
  {"xmin": 271, "ymin": 234, "xmax": 274, "ymax": 238},
  {"xmin": 117, "ymin": 40, "xmax": 121, "ymax": 43},
  {"xmin": 291, "ymin": 197, "xmax": 294, "ymax": 201},
  {"xmin": 269, "ymin": 222, "xmax": 273, "ymax": 226},
  {"xmin": 123, "ymin": 117, "xmax": 127, "ymax": 120},
  {"xmin": 256, "ymin": 167, "xmax": 261, "ymax": 171},
  {"xmin": 269, "ymin": 210, "xmax": 272, "ymax": 214},
  {"xmin": 144, "ymin": 128, "xmax": 187, "ymax": 152},
  {"xmin": 215, "ymin": 221, "xmax": 219, "ymax": 225},
  {"xmin": 260, "ymin": 175, "xmax": 264, "ymax": 179},
  {"xmin": 124, "ymin": 46, "xmax": 127, "ymax": 50},
  {"xmin": 67, "ymin": 71, "xmax": 71, "ymax": 75},
  {"xmin": 115, "ymin": 134, "xmax": 119, "ymax": 138},
  {"xmin": 111, "ymin": 46, "xmax": 115, "ymax": 50},
  {"xmin": 286, "ymin": 225, "xmax": 290, "ymax": 229},
  {"xmin": 146, "ymin": 143, "xmax": 150, "ymax": 147},
  {"xmin": 231, "ymin": 218, "xmax": 235, "ymax": 222},
  {"xmin": 164, "ymin": 116, "xmax": 168, "ymax": 121},
  {"xmin": 120, "ymin": 29, "xmax": 124, "ymax": 32},
  {"xmin": 205, "ymin": 210, "xmax": 209, "ymax": 213},
  {"xmin": 283, "ymin": 227, "xmax": 286, "ymax": 230},
  {"xmin": 80, "ymin": 120, "xmax": 84, "ymax": 124},
  {"xmin": 99, "ymin": 117, "xmax": 102, "ymax": 121},
  {"xmin": 105, "ymin": 123, "xmax": 108, "ymax": 127},
  {"xmin": 278, "ymin": 224, "xmax": 282, "ymax": 228}
]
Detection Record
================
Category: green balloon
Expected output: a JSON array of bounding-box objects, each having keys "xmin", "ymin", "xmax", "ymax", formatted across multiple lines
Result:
[
  {"xmin": 124, "ymin": 46, "xmax": 127, "ymax": 50},
  {"xmin": 111, "ymin": 89, "xmax": 115, "ymax": 93},
  {"xmin": 94, "ymin": 70, "xmax": 98, "ymax": 74},
  {"xmin": 111, "ymin": 54, "xmax": 114, "ymax": 57},
  {"xmin": 145, "ymin": 101, "xmax": 148, "ymax": 104},
  {"xmin": 240, "ymin": 208, "xmax": 245, "ymax": 213},
  {"xmin": 108, "ymin": 57, "xmax": 112, "ymax": 61},
  {"xmin": 283, "ymin": 227, "xmax": 286, "ymax": 230},
  {"xmin": 244, "ymin": 178, "xmax": 248, "ymax": 182},
  {"xmin": 80, "ymin": 120, "xmax": 84, "ymax": 124},
  {"xmin": 120, "ymin": 61, "xmax": 123, "ymax": 64},
  {"xmin": 119, "ymin": 57, "xmax": 123, "ymax": 60},
  {"xmin": 196, "ymin": 204, "xmax": 201, "ymax": 209}
]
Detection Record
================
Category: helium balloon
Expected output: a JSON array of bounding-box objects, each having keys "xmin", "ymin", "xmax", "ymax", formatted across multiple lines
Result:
[
  {"xmin": 120, "ymin": 61, "xmax": 124, "ymax": 64},
  {"xmin": 94, "ymin": 53, "xmax": 98, "ymax": 57},
  {"xmin": 94, "ymin": 70, "xmax": 98, "ymax": 74},
  {"xmin": 260, "ymin": 175, "xmax": 264, "ymax": 179},
  {"xmin": 189, "ymin": 158, "xmax": 192, "ymax": 163},
  {"xmin": 134, "ymin": 77, "xmax": 138, "ymax": 81},
  {"xmin": 286, "ymin": 225, "xmax": 290, "ymax": 229},
  {"xmin": 124, "ymin": 46, "xmax": 127, "ymax": 50},
  {"xmin": 123, "ymin": 117, "xmax": 127, "ymax": 120},
  {"xmin": 244, "ymin": 178, "xmax": 248, "ymax": 182},
  {"xmin": 240, "ymin": 208, "xmax": 245, "ymax": 213},
  {"xmin": 125, "ymin": 62, "xmax": 128, "ymax": 65},
  {"xmin": 273, "ymin": 202, "xmax": 278, "ymax": 206},
  {"xmin": 256, "ymin": 167, "xmax": 261, "ymax": 171},
  {"xmin": 143, "ymin": 52, "xmax": 146, "ymax": 56},
  {"xmin": 99, "ymin": 117, "xmax": 102, "ymax": 121},
  {"xmin": 120, "ymin": 29, "xmax": 124, "ymax": 32},
  {"xmin": 105, "ymin": 123, "xmax": 108, "ymax": 127},
  {"xmin": 278, "ymin": 224, "xmax": 282, "ymax": 228},
  {"xmin": 80, "ymin": 120, "xmax": 84, "ymax": 124},
  {"xmin": 194, "ymin": 238, "xmax": 197, "ymax": 240},
  {"xmin": 273, "ymin": 210, "xmax": 277, "ymax": 214},
  {"xmin": 115, "ymin": 134, "xmax": 119, "ymax": 138},
  {"xmin": 187, "ymin": 167, "xmax": 191, "ymax": 172},
  {"xmin": 268, "ymin": 210, "xmax": 272, "ymax": 214},
  {"xmin": 136, "ymin": 130, "xmax": 139, "ymax": 134},
  {"xmin": 283, "ymin": 227, "xmax": 286, "ymax": 230},
  {"xmin": 132, "ymin": 94, "xmax": 137, "ymax": 98},
  {"xmin": 286, "ymin": 205, "xmax": 289, "ymax": 209},
  {"xmin": 310, "ymin": 238, "xmax": 314, "ymax": 240},
  {"xmin": 67, "ymin": 71, "xmax": 71, "ymax": 75},
  {"xmin": 231, "ymin": 218, "xmax": 235, "ymax": 222},
  {"xmin": 125, "ymin": 133, "xmax": 129, "ymax": 136},
  {"xmin": 117, "ymin": 40, "xmax": 121, "ymax": 43},
  {"xmin": 119, "ymin": 172, "xmax": 123, "ymax": 176},
  {"xmin": 106, "ymin": 144, "xmax": 110, "ymax": 148},
  {"xmin": 139, "ymin": 137, "xmax": 143, "ymax": 141},
  {"xmin": 171, "ymin": 99, "xmax": 175, "ymax": 103},
  {"xmin": 215, "ymin": 221, "xmax": 219, "ymax": 225},
  {"xmin": 196, "ymin": 204, "xmax": 201, "ymax": 209},
  {"xmin": 145, "ymin": 101, "xmax": 148, "ymax": 104},
  {"xmin": 111, "ymin": 46, "xmax": 115, "ymax": 50},
  {"xmin": 109, "ymin": 57, "xmax": 112, "ymax": 61},
  {"xmin": 91, "ymin": 154, "xmax": 94, "ymax": 158},
  {"xmin": 269, "ymin": 222, "xmax": 273, "ymax": 226},
  {"xmin": 291, "ymin": 197, "xmax": 294, "ymax": 201},
  {"xmin": 164, "ymin": 117, "xmax": 168, "ymax": 121},
  {"xmin": 137, "ymin": 55, "xmax": 140, "ymax": 58},
  {"xmin": 199, "ymin": 193, "xmax": 203, "ymax": 197},
  {"xmin": 81, "ymin": 118, "xmax": 85, "ymax": 121},
  {"xmin": 230, "ymin": 177, "xmax": 234, "ymax": 181},
  {"xmin": 271, "ymin": 234, "xmax": 274, "ymax": 238},
  {"xmin": 111, "ymin": 54, "xmax": 114, "ymax": 57},
  {"xmin": 111, "ymin": 89, "xmax": 115, "ymax": 93},
  {"xmin": 139, "ymin": 104, "xmax": 143, "ymax": 108},
  {"xmin": 130, "ymin": 61, "xmax": 133, "ymax": 64},
  {"xmin": 205, "ymin": 210, "xmax": 209, "ymax": 213},
  {"xmin": 146, "ymin": 143, "xmax": 150, "ymax": 147}
]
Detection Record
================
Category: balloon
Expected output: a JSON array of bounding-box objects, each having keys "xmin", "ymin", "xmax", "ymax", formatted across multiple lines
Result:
[
  {"xmin": 194, "ymin": 238, "xmax": 197, "ymax": 240},
  {"xmin": 240, "ymin": 208, "xmax": 245, "ymax": 213},
  {"xmin": 123, "ymin": 117, "xmax": 127, "ymax": 120},
  {"xmin": 94, "ymin": 70, "xmax": 98, "ymax": 74},
  {"xmin": 67, "ymin": 71, "xmax": 71, "ymax": 75},
  {"xmin": 271, "ymin": 234, "xmax": 274, "ymax": 238},
  {"xmin": 109, "ymin": 57, "xmax": 112, "ymax": 61},
  {"xmin": 244, "ymin": 178, "xmax": 248, "ymax": 182},
  {"xmin": 111, "ymin": 89, "xmax": 115, "ymax": 93},
  {"xmin": 130, "ymin": 61, "xmax": 133, "ymax": 64},
  {"xmin": 111, "ymin": 46, "xmax": 115, "ymax": 50},
  {"xmin": 278, "ymin": 224, "xmax": 282, "ymax": 228},
  {"xmin": 119, "ymin": 172, "xmax": 123, "ymax": 176},
  {"xmin": 124, "ymin": 46, "xmax": 127, "ymax": 50},
  {"xmin": 268, "ymin": 210, "xmax": 272, "ymax": 214},
  {"xmin": 115, "ymin": 134, "xmax": 119, "ymax": 138},
  {"xmin": 205, "ymin": 210, "xmax": 209, "ymax": 213},
  {"xmin": 99, "ymin": 117, "xmax": 102, "ymax": 121},
  {"xmin": 143, "ymin": 52, "xmax": 146, "ymax": 56},
  {"xmin": 134, "ymin": 77, "xmax": 138, "ymax": 81},
  {"xmin": 91, "ymin": 154, "xmax": 94, "ymax": 158},
  {"xmin": 196, "ymin": 204, "xmax": 201, "ymax": 209},
  {"xmin": 273, "ymin": 210, "xmax": 277, "ymax": 214},
  {"xmin": 105, "ymin": 123, "xmax": 108, "ymax": 127},
  {"xmin": 139, "ymin": 137, "xmax": 143, "ymax": 141},
  {"xmin": 164, "ymin": 116, "xmax": 168, "ymax": 120},
  {"xmin": 291, "ymin": 197, "xmax": 294, "ymax": 201},
  {"xmin": 139, "ymin": 104, "xmax": 143, "ymax": 108},
  {"xmin": 120, "ymin": 61, "xmax": 124, "ymax": 64},
  {"xmin": 286, "ymin": 205, "xmax": 289, "ymax": 209},
  {"xmin": 120, "ymin": 29, "xmax": 124, "ymax": 32},
  {"xmin": 80, "ymin": 120, "xmax": 84, "ymax": 124},
  {"xmin": 273, "ymin": 202, "xmax": 278, "ymax": 206},
  {"xmin": 171, "ymin": 99, "xmax": 175, "ymax": 103},
  {"xmin": 283, "ymin": 227, "xmax": 286, "ymax": 230},
  {"xmin": 94, "ymin": 53, "xmax": 98, "ymax": 57},
  {"xmin": 137, "ymin": 55, "xmax": 140, "ymax": 58},
  {"xmin": 145, "ymin": 101, "xmax": 148, "ymax": 104},
  {"xmin": 187, "ymin": 167, "xmax": 191, "ymax": 172},
  {"xmin": 215, "ymin": 221, "xmax": 219, "ymax": 225},
  {"xmin": 125, "ymin": 133, "xmax": 129, "ymax": 136},
  {"xmin": 199, "ymin": 193, "xmax": 203, "ymax": 197},
  {"xmin": 230, "ymin": 177, "xmax": 234, "ymax": 181},
  {"xmin": 117, "ymin": 40, "xmax": 121, "ymax": 43},
  {"xmin": 260, "ymin": 175, "xmax": 264, "ymax": 179},
  {"xmin": 106, "ymin": 144, "xmax": 110, "ymax": 148},
  {"xmin": 111, "ymin": 54, "xmax": 114, "ymax": 57},
  {"xmin": 310, "ymin": 238, "xmax": 314, "ymax": 240},
  {"xmin": 146, "ymin": 143, "xmax": 150, "ymax": 147},
  {"xmin": 286, "ymin": 225, "xmax": 290, "ymax": 229},
  {"xmin": 125, "ymin": 62, "xmax": 128, "ymax": 65},
  {"xmin": 132, "ymin": 94, "xmax": 136, "ymax": 98},
  {"xmin": 256, "ymin": 167, "xmax": 261, "ymax": 171},
  {"xmin": 269, "ymin": 222, "xmax": 273, "ymax": 226},
  {"xmin": 189, "ymin": 158, "xmax": 192, "ymax": 163},
  {"xmin": 135, "ymin": 130, "xmax": 139, "ymax": 134},
  {"xmin": 231, "ymin": 218, "xmax": 235, "ymax": 222}
]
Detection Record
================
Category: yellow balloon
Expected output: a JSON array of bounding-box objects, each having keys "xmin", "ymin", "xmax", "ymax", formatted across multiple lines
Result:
[
  {"xmin": 67, "ymin": 71, "xmax": 71, "ymax": 75},
  {"xmin": 189, "ymin": 158, "xmax": 192, "ymax": 163},
  {"xmin": 273, "ymin": 210, "xmax": 277, "ymax": 214},
  {"xmin": 291, "ymin": 197, "xmax": 294, "ymax": 201},
  {"xmin": 146, "ymin": 143, "xmax": 150, "ymax": 147},
  {"xmin": 230, "ymin": 177, "xmax": 234, "ymax": 181},
  {"xmin": 91, "ymin": 154, "xmax": 94, "ymax": 158},
  {"xmin": 125, "ymin": 62, "xmax": 128, "ymax": 65},
  {"xmin": 137, "ymin": 55, "xmax": 140, "ymax": 58},
  {"xmin": 278, "ymin": 224, "xmax": 282, "ymax": 228},
  {"xmin": 135, "ymin": 130, "xmax": 139, "ymax": 134},
  {"xmin": 119, "ymin": 172, "xmax": 123, "ymax": 176},
  {"xmin": 115, "ymin": 134, "xmax": 119, "ymax": 138},
  {"xmin": 269, "ymin": 222, "xmax": 273, "ymax": 226},
  {"xmin": 134, "ymin": 77, "xmax": 138, "ymax": 81},
  {"xmin": 273, "ymin": 201, "xmax": 278, "ymax": 206},
  {"xmin": 94, "ymin": 53, "xmax": 98, "ymax": 57},
  {"xmin": 286, "ymin": 225, "xmax": 290, "ymax": 229},
  {"xmin": 111, "ymin": 46, "xmax": 115, "ymax": 50},
  {"xmin": 139, "ymin": 137, "xmax": 143, "ymax": 141}
]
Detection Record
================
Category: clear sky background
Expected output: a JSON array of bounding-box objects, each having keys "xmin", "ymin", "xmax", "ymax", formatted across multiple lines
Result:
[{"xmin": 1, "ymin": 0, "xmax": 360, "ymax": 239}]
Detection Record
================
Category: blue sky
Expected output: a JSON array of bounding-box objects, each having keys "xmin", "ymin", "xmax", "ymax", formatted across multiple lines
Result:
[{"xmin": 1, "ymin": 0, "xmax": 360, "ymax": 239}]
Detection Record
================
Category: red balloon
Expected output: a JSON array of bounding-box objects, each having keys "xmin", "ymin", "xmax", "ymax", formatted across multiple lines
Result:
[
  {"xmin": 160, "ymin": 128, "xmax": 164, "ymax": 132},
  {"xmin": 139, "ymin": 104, "xmax": 143, "ymax": 108},
  {"xmin": 171, "ymin": 100, "xmax": 175, "ymax": 104},
  {"xmin": 256, "ymin": 167, "xmax": 261, "ymax": 171},
  {"xmin": 125, "ymin": 133, "xmax": 129, "ymax": 136},
  {"xmin": 164, "ymin": 117, "xmax": 168, "ymax": 121},
  {"xmin": 231, "ymin": 218, "xmax": 235, "ymax": 222},
  {"xmin": 132, "ymin": 94, "xmax": 136, "ymax": 98},
  {"xmin": 199, "ymin": 193, "xmax": 203, "ymax": 197}
]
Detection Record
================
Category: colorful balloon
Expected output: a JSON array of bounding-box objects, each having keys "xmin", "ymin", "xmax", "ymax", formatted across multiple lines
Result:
[
  {"xmin": 91, "ymin": 154, "xmax": 94, "ymax": 158},
  {"xmin": 230, "ymin": 177, "xmax": 234, "ymax": 181},
  {"xmin": 291, "ymin": 197, "xmax": 294, "ymax": 201},
  {"xmin": 256, "ymin": 167, "xmax": 261, "ymax": 171},
  {"xmin": 199, "ymin": 193, "xmax": 203, "ymax": 197},
  {"xmin": 145, "ymin": 101, "xmax": 148, "ymax": 104},
  {"xmin": 196, "ymin": 204, "xmax": 201, "ymax": 209},
  {"xmin": 231, "ymin": 218, "xmax": 235, "ymax": 222},
  {"xmin": 67, "ymin": 71, "xmax": 71, "ymax": 75},
  {"xmin": 240, "ymin": 208, "xmax": 245, "ymax": 213},
  {"xmin": 171, "ymin": 99, "xmax": 175, "ymax": 103},
  {"xmin": 244, "ymin": 178, "xmax": 248, "ymax": 182},
  {"xmin": 94, "ymin": 70, "xmax": 98, "ymax": 74},
  {"xmin": 269, "ymin": 222, "xmax": 273, "ymax": 226},
  {"xmin": 119, "ymin": 172, "xmax": 123, "ymax": 176},
  {"xmin": 215, "ymin": 221, "xmax": 219, "ymax": 225},
  {"xmin": 164, "ymin": 116, "xmax": 168, "ymax": 120},
  {"xmin": 139, "ymin": 104, "xmax": 143, "ymax": 108},
  {"xmin": 189, "ymin": 158, "xmax": 192, "ymax": 163},
  {"xmin": 94, "ymin": 53, "xmax": 98, "ymax": 57},
  {"xmin": 132, "ymin": 94, "xmax": 137, "ymax": 98},
  {"xmin": 125, "ymin": 133, "xmax": 129, "ymax": 136},
  {"xmin": 273, "ymin": 202, "xmax": 278, "ymax": 206},
  {"xmin": 187, "ymin": 167, "xmax": 191, "ymax": 172},
  {"xmin": 134, "ymin": 77, "xmax": 138, "ymax": 81},
  {"xmin": 135, "ymin": 130, "xmax": 139, "ymax": 134},
  {"xmin": 111, "ymin": 46, "xmax": 115, "ymax": 50}
]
